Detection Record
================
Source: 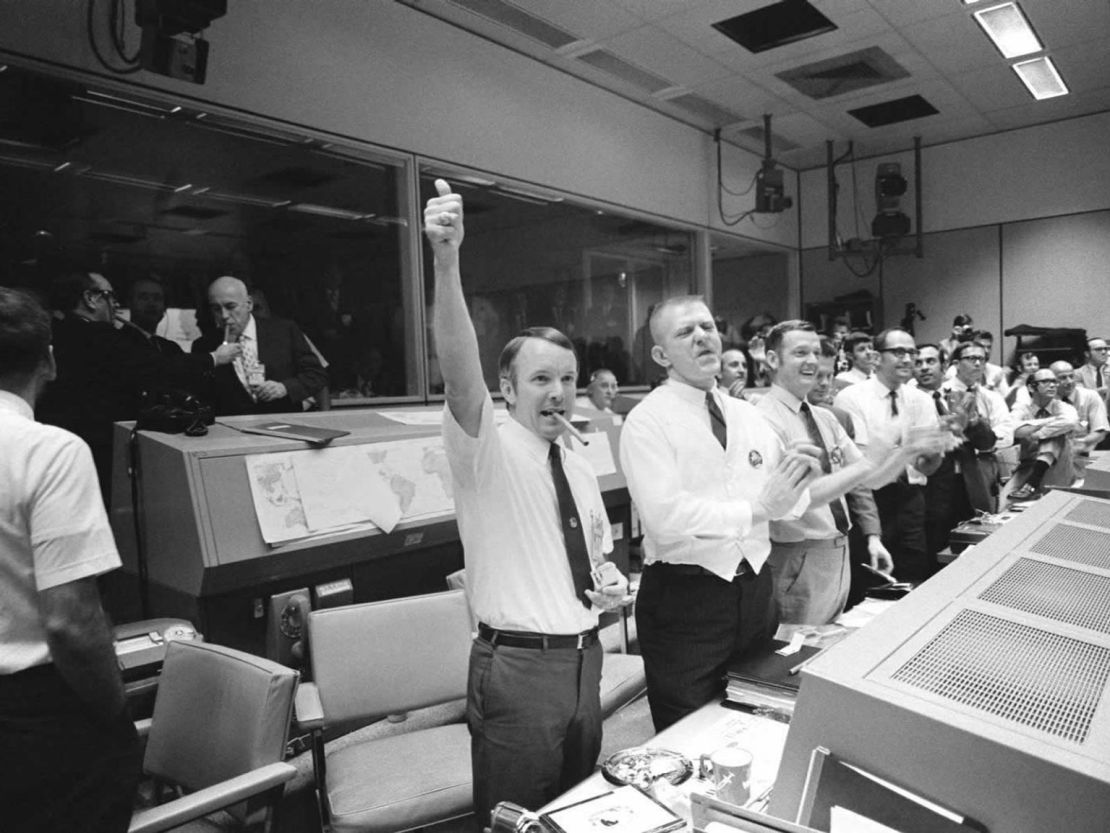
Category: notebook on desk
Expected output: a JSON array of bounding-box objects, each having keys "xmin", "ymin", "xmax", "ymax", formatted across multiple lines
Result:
[{"xmin": 235, "ymin": 421, "xmax": 350, "ymax": 446}]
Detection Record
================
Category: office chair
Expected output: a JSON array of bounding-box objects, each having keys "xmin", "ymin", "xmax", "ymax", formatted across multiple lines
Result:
[
  {"xmin": 296, "ymin": 589, "xmax": 474, "ymax": 833},
  {"xmin": 128, "ymin": 640, "xmax": 299, "ymax": 833}
]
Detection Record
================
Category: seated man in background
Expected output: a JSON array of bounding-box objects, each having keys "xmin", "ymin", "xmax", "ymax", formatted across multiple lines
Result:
[
  {"xmin": 119, "ymin": 276, "xmax": 183, "ymax": 355},
  {"xmin": 576, "ymin": 368, "xmax": 618, "ymax": 413},
  {"xmin": 1051, "ymin": 360, "xmax": 1108, "ymax": 481},
  {"xmin": 0, "ymin": 287, "xmax": 141, "ymax": 832},
  {"xmin": 193, "ymin": 276, "xmax": 328, "ymax": 415},
  {"xmin": 834, "ymin": 331, "xmax": 875, "ymax": 388},
  {"xmin": 1008, "ymin": 368, "xmax": 1081, "ymax": 500},
  {"xmin": 39, "ymin": 271, "xmax": 238, "ymax": 506}
]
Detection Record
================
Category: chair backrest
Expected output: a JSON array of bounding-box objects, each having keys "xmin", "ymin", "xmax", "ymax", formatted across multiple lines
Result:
[
  {"xmin": 307, "ymin": 589, "xmax": 472, "ymax": 726},
  {"xmin": 144, "ymin": 640, "xmax": 298, "ymax": 792}
]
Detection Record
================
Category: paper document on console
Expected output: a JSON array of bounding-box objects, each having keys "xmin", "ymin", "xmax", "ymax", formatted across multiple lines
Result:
[{"xmin": 295, "ymin": 446, "xmax": 403, "ymax": 534}]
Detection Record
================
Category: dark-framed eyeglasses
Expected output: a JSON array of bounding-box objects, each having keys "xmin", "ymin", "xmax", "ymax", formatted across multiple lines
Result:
[
  {"xmin": 879, "ymin": 347, "xmax": 918, "ymax": 359},
  {"xmin": 87, "ymin": 288, "xmax": 117, "ymax": 302},
  {"xmin": 959, "ymin": 355, "xmax": 986, "ymax": 364}
]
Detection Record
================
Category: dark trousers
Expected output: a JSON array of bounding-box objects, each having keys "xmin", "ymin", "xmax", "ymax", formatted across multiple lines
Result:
[
  {"xmin": 467, "ymin": 637, "xmax": 602, "ymax": 823},
  {"xmin": 873, "ymin": 480, "xmax": 931, "ymax": 584},
  {"xmin": 636, "ymin": 562, "xmax": 778, "ymax": 733},
  {"xmin": 0, "ymin": 664, "xmax": 141, "ymax": 833}
]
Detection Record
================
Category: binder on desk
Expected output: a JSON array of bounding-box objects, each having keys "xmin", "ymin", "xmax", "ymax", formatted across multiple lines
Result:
[
  {"xmin": 724, "ymin": 640, "xmax": 824, "ymax": 712},
  {"xmin": 797, "ymin": 747, "xmax": 988, "ymax": 833},
  {"xmin": 236, "ymin": 421, "xmax": 350, "ymax": 446}
]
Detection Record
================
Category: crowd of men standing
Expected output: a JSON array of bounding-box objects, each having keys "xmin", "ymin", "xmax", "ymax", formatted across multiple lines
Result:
[{"xmin": 5, "ymin": 173, "xmax": 1107, "ymax": 832}]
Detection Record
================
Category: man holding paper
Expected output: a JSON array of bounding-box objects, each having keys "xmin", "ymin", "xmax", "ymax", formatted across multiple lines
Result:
[{"xmin": 424, "ymin": 179, "xmax": 628, "ymax": 824}]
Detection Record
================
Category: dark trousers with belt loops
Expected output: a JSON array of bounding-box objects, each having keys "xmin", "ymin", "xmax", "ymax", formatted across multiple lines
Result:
[
  {"xmin": 0, "ymin": 663, "xmax": 141, "ymax": 833},
  {"xmin": 468, "ymin": 626, "xmax": 603, "ymax": 824},
  {"xmin": 636, "ymin": 561, "xmax": 778, "ymax": 733}
]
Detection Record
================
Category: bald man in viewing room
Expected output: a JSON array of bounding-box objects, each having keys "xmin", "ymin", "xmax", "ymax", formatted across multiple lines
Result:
[{"xmin": 192, "ymin": 276, "xmax": 328, "ymax": 415}]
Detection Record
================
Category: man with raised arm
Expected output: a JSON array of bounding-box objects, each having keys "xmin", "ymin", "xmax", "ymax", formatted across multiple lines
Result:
[
  {"xmin": 424, "ymin": 180, "xmax": 628, "ymax": 823},
  {"xmin": 0, "ymin": 287, "xmax": 141, "ymax": 832}
]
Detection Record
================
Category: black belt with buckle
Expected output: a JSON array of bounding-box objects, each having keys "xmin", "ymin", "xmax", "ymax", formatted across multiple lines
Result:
[
  {"xmin": 477, "ymin": 623, "xmax": 598, "ymax": 650},
  {"xmin": 648, "ymin": 561, "xmax": 751, "ymax": 579}
]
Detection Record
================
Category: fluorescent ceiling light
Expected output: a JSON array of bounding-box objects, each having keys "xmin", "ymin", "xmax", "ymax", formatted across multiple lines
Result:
[
  {"xmin": 972, "ymin": 3, "xmax": 1042, "ymax": 59},
  {"xmin": 1013, "ymin": 56, "xmax": 1068, "ymax": 100}
]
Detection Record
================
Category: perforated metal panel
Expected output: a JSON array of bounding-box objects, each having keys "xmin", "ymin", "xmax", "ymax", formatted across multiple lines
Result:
[
  {"xmin": 1065, "ymin": 499, "xmax": 1110, "ymax": 530},
  {"xmin": 891, "ymin": 609, "xmax": 1110, "ymax": 744},
  {"xmin": 1029, "ymin": 523, "xmax": 1110, "ymax": 570},
  {"xmin": 979, "ymin": 558, "xmax": 1110, "ymax": 635}
]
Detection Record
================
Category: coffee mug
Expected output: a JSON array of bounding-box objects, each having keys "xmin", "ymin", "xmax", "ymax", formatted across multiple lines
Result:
[{"xmin": 699, "ymin": 745, "xmax": 752, "ymax": 806}]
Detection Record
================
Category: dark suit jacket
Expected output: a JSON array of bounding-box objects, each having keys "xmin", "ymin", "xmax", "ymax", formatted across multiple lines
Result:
[{"xmin": 192, "ymin": 316, "xmax": 327, "ymax": 415}]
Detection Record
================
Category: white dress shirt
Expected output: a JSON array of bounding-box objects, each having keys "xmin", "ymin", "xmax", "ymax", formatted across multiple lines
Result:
[
  {"xmin": 619, "ymin": 379, "xmax": 808, "ymax": 580},
  {"xmin": 834, "ymin": 376, "xmax": 939, "ymax": 485},
  {"xmin": 443, "ymin": 396, "xmax": 612, "ymax": 634}
]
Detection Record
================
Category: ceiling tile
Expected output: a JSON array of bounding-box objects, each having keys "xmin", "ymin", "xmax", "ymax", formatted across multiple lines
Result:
[
  {"xmin": 898, "ymin": 12, "xmax": 1001, "ymax": 75},
  {"xmin": 1021, "ymin": 0, "xmax": 1110, "ymax": 49},
  {"xmin": 598, "ymin": 24, "xmax": 735, "ymax": 88},
  {"xmin": 508, "ymin": 0, "xmax": 643, "ymax": 42}
]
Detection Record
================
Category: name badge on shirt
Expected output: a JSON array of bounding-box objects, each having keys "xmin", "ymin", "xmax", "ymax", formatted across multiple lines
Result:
[
  {"xmin": 829, "ymin": 445, "xmax": 844, "ymax": 467},
  {"xmin": 748, "ymin": 450, "xmax": 763, "ymax": 469}
]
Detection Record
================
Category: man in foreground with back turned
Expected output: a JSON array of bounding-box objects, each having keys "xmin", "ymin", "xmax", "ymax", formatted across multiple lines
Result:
[
  {"xmin": 424, "ymin": 180, "xmax": 629, "ymax": 823},
  {"xmin": 0, "ymin": 287, "xmax": 141, "ymax": 832}
]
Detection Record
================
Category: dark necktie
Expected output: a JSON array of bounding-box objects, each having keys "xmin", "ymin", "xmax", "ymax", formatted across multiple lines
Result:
[
  {"xmin": 1097, "ymin": 366, "xmax": 1105, "ymax": 388},
  {"xmin": 1035, "ymin": 406, "xmax": 1051, "ymax": 419},
  {"xmin": 888, "ymin": 389, "xmax": 899, "ymax": 417},
  {"xmin": 932, "ymin": 390, "xmax": 947, "ymax": 416},
  {"xmin": 549, "ymin": 443, "xmax": 592, "ymax": 609},
  {"xmin": 707, "ymin": 391, "xmax": 728, "ymax": 449},
  {"xmin": 799, "ymin": 403, "xmax": 850, "ymax": 534}
]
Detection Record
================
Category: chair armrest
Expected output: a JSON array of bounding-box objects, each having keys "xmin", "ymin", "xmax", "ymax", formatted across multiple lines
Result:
[
  {"xmin": 294, "ymin": 681, "xmax": 324, "ymax": 731},
  {"xmin": 128, "ymin": 762, "xmax": 296, "ymax": 833}
]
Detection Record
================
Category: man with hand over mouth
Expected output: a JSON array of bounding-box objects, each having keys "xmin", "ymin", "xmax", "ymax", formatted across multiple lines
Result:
[{"xmin": 424, "ymin": 180, "xmax": 628, "ymax": 824}]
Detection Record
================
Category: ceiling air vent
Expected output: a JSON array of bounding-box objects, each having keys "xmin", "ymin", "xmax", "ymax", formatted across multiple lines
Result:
[
  {"xmin": 666, "ymin": 93, "xmax": 743, "ymax": 127},
  {"xmin": 713, "ymin": 0, "xmax": 837, "ymax": 54},
  {"xmin": 448, "ymin": 0, "xmax": 579, "ymax": 49},
  {"xmin": 777, "ymin": 46, "xmax": 910, "ymax": 100},
  {"xmin": 576, "ymin": 49, "xmax": 673, "ymax": 95},
  {"xmin": 848, "ymin": 94, "xmax": 938, "ymax": 127}
]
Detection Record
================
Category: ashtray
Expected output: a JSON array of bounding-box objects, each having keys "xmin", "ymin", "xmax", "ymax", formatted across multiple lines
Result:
[{"xmin": 600, "ymin": 746, "xmax": 693, "ymax": 790}]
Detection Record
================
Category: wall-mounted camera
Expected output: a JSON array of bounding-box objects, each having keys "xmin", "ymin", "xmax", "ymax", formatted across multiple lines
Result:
[{"xmin": 135, "ymin": 0, "xmax": 227, "ymax": 84}]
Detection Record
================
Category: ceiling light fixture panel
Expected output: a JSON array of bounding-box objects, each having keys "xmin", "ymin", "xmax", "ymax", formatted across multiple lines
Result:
[
  {"xmin": 1013, "ymin": 56, "xmax": 1068, "ymax": 100},
  {"xmin": 972, "ymin": 2, "xmax": 1043, "ymax": 59}
]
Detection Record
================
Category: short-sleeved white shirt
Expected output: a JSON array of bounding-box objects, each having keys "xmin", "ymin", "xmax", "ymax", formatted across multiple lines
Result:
[
  {"xmin": 834, "ymin": 376, "xmax": 939, "ymax": 485},
  {"xmin": 0, "ymin": 391, "xmax": 121, "ymax": 673},
  {"xmin": 443, "ymin": 396, "xmax": 612, "ymax": 634}
]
